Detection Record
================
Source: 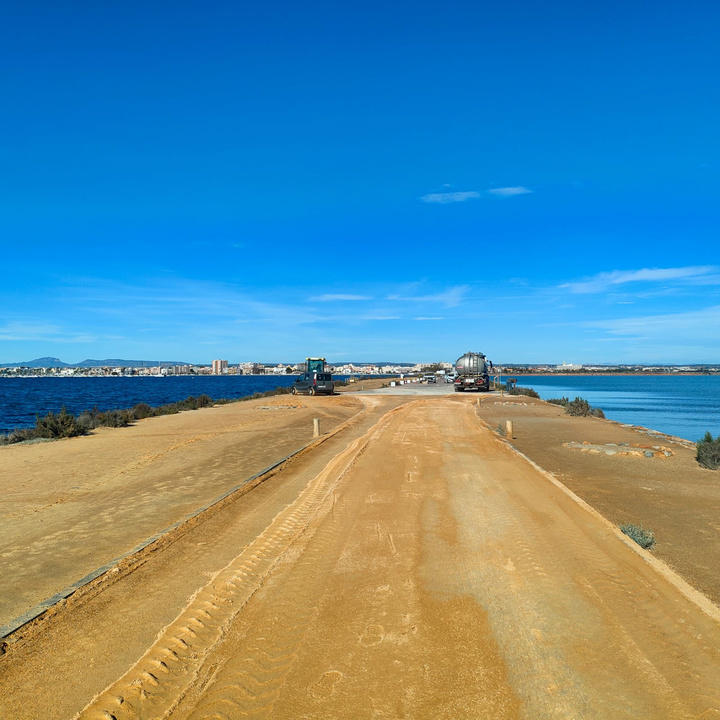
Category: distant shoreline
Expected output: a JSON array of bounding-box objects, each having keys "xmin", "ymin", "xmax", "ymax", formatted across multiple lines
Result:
[{"xmin": 3, "ymin": 370, "xmax": 720, "ymax": 379}]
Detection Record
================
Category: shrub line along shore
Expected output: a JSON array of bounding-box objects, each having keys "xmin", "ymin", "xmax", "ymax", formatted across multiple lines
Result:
[
  {"xmin": 3, "ymin": 380, "xmax": 718, "ymax": 471},
  {"xmin": 0, "ymin": 384, "xmax": 320, "ymax": 445}
]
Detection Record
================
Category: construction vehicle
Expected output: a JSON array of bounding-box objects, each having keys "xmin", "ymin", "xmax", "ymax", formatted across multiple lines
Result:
[
  {"xmin": 305, "ymin": 357, "xmax": 326, "ymax": 373},
  {"xmin": 453, "ymin": 351, "xmax": 493, "ymax": 392}
]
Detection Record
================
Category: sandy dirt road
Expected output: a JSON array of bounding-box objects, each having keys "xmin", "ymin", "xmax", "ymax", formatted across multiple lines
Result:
[
  {"xmin": 2, "ymin": 395, "xmax": 720, "ymax": 718},
  {"xmin": 474, "ymin": 394, "xmax": 720, "ymax": 606},
  {"xmin": 0, "ymin": 394, "xmax": 362, "ymax": 631}
]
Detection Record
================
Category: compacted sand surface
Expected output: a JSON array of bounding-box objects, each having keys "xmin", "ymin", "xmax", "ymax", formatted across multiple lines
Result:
[
  {"xmin": 1, "ymin": 391, "xmax": 719, "ymax": 718},
  {"xmin": 474, "ymin": 394, "xmax": 720, "ymax": 605},
  {"xmin": 0, "ymin": 395, "xmax": 363, "ymax": 630}
]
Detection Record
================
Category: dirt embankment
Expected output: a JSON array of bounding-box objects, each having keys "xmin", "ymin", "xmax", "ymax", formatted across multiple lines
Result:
[
  {"xmin": 335, "ymin": 377, "xmax": 393, "ymax": 392},
  {"xmin": 474, "ymin": 394, "xmax": 720, "ymax": 605},
  {"xmin": 0, "ymin": 394, "xmax": 365, "ymax": 631},
  {"xmin": 1, "ymin": 392, "xmax": 719, "ymax": 719}
]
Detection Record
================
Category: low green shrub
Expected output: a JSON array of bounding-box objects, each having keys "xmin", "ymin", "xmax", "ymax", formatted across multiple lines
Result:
[
  {"xmin": 547, "ymin": 397, "xmax": 569, "ymax": 407},
  {"xmin": 155, "ymin": 402, "xmax": 181, "ymax": 415},
  {"xmin": 176, "ymin": 396, "xmax": 200, "ymax": 411},
  {"xmin": 35, "ymin": 408, "xmax": 87, "ymax": 439},
  {"xmin": 0, "ymin": 427, "xmax": 38, "ymax": 445},
  {"xmin": 565, "ymin": 397, "xmax": 591, "ymax": 416},
  {"xmin": 1, "ymin": 385, "xmax": 299, "ymax": 446},
  {"xmin": 76, "ymin": 410, "xmax": 99, "ymax": 430},
  {"xmin": 99, "ymin": 409, "xmax": 132, "ymax": 428},
  {"xmin": 131, "ymin": 402, "xmax": 154, "ymax": 419},
  {"xmin": 564, "ymin": 396, "xmax": 605, "ymax": 418},
  {"xmin": 508, "ymin": 386, "xmax": 540, "ymax": 399},
  {"xmin": 620, "ymin": 523, "xmax": 656, "ymax": 550},
  {"xmin": 77, "ymin": 407, "xmax": 133, "ymax": 430},
  {"xmin": 696, "ymin": 431, "xmax": 720, "ymax": 470}
]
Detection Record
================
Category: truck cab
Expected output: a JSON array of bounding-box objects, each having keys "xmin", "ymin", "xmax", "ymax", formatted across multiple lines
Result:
[{"xmin": 306, "ymin": 357, "xmax": 326, "ymax": 373}]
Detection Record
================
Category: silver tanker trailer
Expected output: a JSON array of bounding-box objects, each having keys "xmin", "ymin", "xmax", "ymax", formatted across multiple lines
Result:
[{"xmin": 453, "ymin": 351, "xmax": 493, "ymax": 392}]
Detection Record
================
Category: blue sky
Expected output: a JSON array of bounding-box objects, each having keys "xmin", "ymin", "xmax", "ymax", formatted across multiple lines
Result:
[{"xmin": 2, "ymin": 1, "xmax": 719, "ymax": 364}]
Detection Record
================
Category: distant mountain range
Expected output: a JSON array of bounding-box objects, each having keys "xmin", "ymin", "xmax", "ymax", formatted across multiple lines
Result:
[{"xmin": 0, "ymin": 357, "xmax": 189, "ymax": 369}]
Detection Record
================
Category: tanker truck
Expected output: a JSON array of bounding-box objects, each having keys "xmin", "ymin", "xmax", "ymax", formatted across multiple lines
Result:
[{"xmin": 453, "ymin": 351, "xmax": 493, "ymax": 392}]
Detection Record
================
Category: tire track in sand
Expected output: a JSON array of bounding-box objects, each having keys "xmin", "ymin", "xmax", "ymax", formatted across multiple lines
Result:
[
  {"xmin": 178, "ymin": 469, "xmax": 355, "ymax": 719},
  {"xmin": 455, "ymin": 410, "xmax": 720, "ymax": 719},
  {"xmin": 74, "ymin": 404, "xmax": 401, "ymax": 720}
]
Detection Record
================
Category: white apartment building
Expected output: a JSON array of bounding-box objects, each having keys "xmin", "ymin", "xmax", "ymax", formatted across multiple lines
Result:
[
  {"xmin": 212, "ymin": 359, "xmax": 229, "ymax": 375},
  {"xmin": 555, "ymin": 362, "xmax": 583, "ymax": 371}
]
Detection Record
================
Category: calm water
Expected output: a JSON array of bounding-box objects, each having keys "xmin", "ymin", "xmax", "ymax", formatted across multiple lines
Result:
[
  {"xmin": 513, "ymin": 375, "xmax": 720, "ymax": 442},
  {"xmin": 2, "ymin": 374, "xmax": 719, "ymax": 442},
  {"xmin": 0, "ymin": 375, "xmax": 304, "ymax": 434}
]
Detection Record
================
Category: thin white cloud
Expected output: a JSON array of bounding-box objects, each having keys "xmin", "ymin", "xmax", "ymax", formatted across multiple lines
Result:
[
  {"xmin": 311, "ymin": 294, "xmax": 372, "ymax": 302},
  {"xmin": 388, "ymin": 285, "xmax": 469, "ymax": 308},
  {"xmin": 0, "ymin": 322, "xmax": 61, "ymax": 341},
  {"xmin": 420, "ymin": 186, "xmax": 532, "ymax": 204},
  {"xmin": 585, "ymin": 305, "xmax": 720, "ymax": 340},
  {"xmin": 488, "ymin": 186, "xmax": 533, "ymax": 197},
  {"xmin": 0, "ymin": 322, "xmax": 95, "ymax": 343},
  {"xmin": 561, "ymin": 266, "xmax": 719, "ymax": 294},
  {"xmin": 420, "ymin": 191, "xmax": 481, "ymax": 204},
  {"xmin": 66, "ymin": 277, "xmax": 327, "ymax": 329}
]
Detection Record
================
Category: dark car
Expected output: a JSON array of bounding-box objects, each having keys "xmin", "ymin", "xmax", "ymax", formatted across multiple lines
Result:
[{"xmin": 291, "ymin": 372, "xmax": 335, "ymax": 396}]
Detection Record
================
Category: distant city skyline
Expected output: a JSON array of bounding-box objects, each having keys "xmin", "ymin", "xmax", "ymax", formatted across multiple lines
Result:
[
  {"xmin": 3, "ymin": 2, "xmax": 719, "ymax": 364},
  {"xmin": 3, "ymin": 356, "xmax": 718, "ymax": 373}
]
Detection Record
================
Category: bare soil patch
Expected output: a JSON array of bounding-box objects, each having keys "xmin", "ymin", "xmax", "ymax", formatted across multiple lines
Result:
[
  {"xmin": 474, "ymin": 394, "xmax": 720, "ymax": 605},
  {"xmin": 335, "ymin": 377, "xmax": 393, "ymax": 393},
  {"xmin": 1, "ymin": 393, "xmax": 719, "ymax": 719},
  {"xmin": 0, "ymin": 394, "xmax": 364, "ymax": 630}
]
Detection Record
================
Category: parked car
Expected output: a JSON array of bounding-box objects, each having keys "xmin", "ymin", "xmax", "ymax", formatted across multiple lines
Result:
[
  {"xmin": 445, "ymin": 374, "xmax": 457, "ymax": 383},
  {"xmin": 423, "ymin": 374, "xmax": 437, "ymax": 383},
  {"xmin": 291, "ymin": 372, "xmax": 335, "ymax": 396}
]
